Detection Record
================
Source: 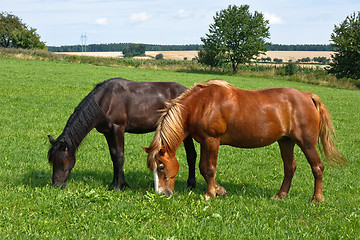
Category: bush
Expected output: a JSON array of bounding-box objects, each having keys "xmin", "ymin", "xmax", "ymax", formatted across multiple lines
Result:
[
  {"xmin": 297, "ymin": 57, "xmax": 311, "ymax": 63},
  {"xmin": 155, "ymin": 53, "xmax": 163, "ymax": 60},
  {"xmin": 313, "ymin": 57, "xmax": 330, "ymax": 64},
  {"xmin": 273, "ymin": 58, "xmax": 283, "ymax": 64},
  {"xmin": 284, "ymin": 61, "xmax": 298, "ymax": 76}
]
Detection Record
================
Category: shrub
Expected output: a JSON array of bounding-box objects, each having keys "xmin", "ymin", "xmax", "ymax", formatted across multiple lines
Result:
[
  {"xmin": 155, "ymin": 53, "xmax": 163, "ymax": 60},
  {"xmin": 284, "ymin": 61, "xmax": 298, "ymax": 76},
  {"xmin": 273, "ymin": 58, "xmax": 283, "ymax": 64}
]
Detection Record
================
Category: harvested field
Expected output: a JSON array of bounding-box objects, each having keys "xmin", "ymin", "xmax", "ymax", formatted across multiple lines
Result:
[
  {"xmin": 56, "ymin": 50, "xmax": 333, "ymax": 62},
  {"xmin": 57, "ymin": 51, "xmax": 124, "ymax": 58},
  {"xmin": 258, "ymin": 51, "xmax": 333, "ymax": 62},
  {"xmin": 145, "ymin": 51, "xmax": 199, "ymax": 60}
]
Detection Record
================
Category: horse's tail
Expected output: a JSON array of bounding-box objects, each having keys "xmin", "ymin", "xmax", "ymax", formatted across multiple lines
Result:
[{"xmin": 306, "ymin": 91, "xmax": 347, "ymax": 167}]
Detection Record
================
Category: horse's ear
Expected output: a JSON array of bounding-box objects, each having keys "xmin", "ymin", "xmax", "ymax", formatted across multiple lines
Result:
[
  {"xmin": 142, "ymin": 147, "xmax": 150, "ymax": 153},
  {"xmin": 59, "ymin": 140, "xmax": 68, "ymax": 151},
  {"xmin": 48, "ymin": 135, "xmax": 56, "ymax": 145}
]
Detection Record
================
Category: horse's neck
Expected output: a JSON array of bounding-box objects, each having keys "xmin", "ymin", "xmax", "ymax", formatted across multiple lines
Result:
[
  {"xmin": 61, "ymin": 93, "xmax": 104, "ymax": 151},
  {"xmin": 61, "ymin": 125, "xmax": 92, "ymax": 152},
  {"xmin": 160, "ymin": 108, "xmax": 188, "ymax": 154}
]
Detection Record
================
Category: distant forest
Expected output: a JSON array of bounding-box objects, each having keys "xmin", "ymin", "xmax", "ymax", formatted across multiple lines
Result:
[{"xmin": 47, "ymin": 43, "xmax": 334, "ymax": 52}]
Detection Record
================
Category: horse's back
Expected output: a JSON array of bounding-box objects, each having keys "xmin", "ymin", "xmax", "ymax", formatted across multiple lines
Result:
[
  {"xmin": 94, "ymin": 78, "xmax": 187, "ymax": 133},
  {"xmin": 186, "ymin": 85, "xmax": 319, "ymax": 148},
  {"xmin": 94, "ymin": 78, "xmax": 185, "ymax": 98}
]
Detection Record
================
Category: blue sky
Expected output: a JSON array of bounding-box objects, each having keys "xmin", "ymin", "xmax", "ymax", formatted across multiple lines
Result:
[{"xmin": 3, "ymin": 0, "xmax": 359, "ymax": 46}]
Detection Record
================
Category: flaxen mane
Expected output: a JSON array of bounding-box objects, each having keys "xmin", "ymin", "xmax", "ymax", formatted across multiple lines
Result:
[{"xmin": 147, "ymin": 79, "xmax": 234, "ymax": 169}]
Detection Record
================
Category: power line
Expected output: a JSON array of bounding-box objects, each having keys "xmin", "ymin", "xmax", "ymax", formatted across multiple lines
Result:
[{"xmin": 80, "ymin": 32, "xmax": 88, "ymax": 52}]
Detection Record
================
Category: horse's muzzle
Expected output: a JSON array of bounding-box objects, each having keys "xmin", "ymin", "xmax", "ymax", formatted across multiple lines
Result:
[
  {"xmin": 52, "ymin": 177, "xmax": 68, "ymax": 188},
  {"xmin": 162, "ymin": 188, "xmax": 173, "ymax": 196}
]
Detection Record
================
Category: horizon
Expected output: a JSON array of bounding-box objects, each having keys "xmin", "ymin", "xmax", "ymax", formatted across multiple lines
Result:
[{"xmin": 47, "ymin": 42, "xmax": 333, "ymax": 48}]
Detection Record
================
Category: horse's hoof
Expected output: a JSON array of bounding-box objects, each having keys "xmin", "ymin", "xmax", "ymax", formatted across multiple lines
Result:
[
  {"xmin": 204, "ymin": 191, "xmax": 216, "ymax": 201},
  {"xmin": 216, "ymin": 186, "xmax": 227, "ymax": 197},
  {"xmin": 114, "ymin": 183, "xmax": 130, "ymax": 192},
  {"xmin": 312, "ymin": 195, "xmax": 324, "ymax": 203},
  {"xmin": 272, "ymin": 192, "xmax": 288, "ymax": 199},
  {"xmin": 187, "ymin": 178, "xmax": 196, "ymax": 189},
  {"xmin": 121, "ymin": 183, "xmax": 130, "ymax": 190},
  {"xmin": 205, "ymin": 194, "xmax": 212, "ymax": 201}
]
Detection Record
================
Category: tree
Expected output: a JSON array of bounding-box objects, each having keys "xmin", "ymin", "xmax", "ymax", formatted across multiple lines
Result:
[
  {"xmin": 197, "ymin": 46, "xmax": 222, "ymax": 70},
  {"xmin": 11, "ymin": 27, "xmax": 46, "ymax": 49},
  {"xmin": 0, "ymin": 12, "xmax": 24, "ymax": 48},
  {"xmin": 0, "ymin": 12, "xmax": 46, "ymax": 49},
  {"xmin": 200, "ymin": 5, "xmax": 270, "ymax": 73},
  {"xmin": 122, "ymin": 44, "xmax": 145, "ymax": 57},
  {"xmin": 328, "ymin": 12, "xmax": 360, "ymax": 80}
]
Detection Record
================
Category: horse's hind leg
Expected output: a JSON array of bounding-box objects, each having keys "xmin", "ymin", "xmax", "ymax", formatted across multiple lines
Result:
[
  {"xmin": 183, "ymin": 135, "xmax": 197, "ymax": 188},
  {"xmin": 275, "ymin": 138, "xmax": 296, "ymax": 199},
  {"xmin": 301, "ymin": 145, "xmax": 324, "ymax": 202},
  {"xmin": 105, "ymin": 125, "xmax": 129, "ymax": 191}
]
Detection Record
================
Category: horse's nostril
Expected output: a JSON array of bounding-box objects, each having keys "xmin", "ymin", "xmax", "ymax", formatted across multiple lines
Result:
[{"xmin": 164, "ymin": 189, "xmax": 173, "ymax": 196}]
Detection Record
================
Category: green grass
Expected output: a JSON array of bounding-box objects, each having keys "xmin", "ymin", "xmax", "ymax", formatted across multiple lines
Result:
[{"xmin": 0, "ymin": 57, "xmax": 359, "ymax": 239}]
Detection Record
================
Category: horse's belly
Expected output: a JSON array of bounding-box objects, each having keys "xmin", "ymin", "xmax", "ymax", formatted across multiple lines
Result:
[
  {"xmin": 220, "ymin": 137, "xmax": 278, "ymax": 148},
  {"xmin": 220, "ymin": 128, "xmax": 284, "ymax": 148}
]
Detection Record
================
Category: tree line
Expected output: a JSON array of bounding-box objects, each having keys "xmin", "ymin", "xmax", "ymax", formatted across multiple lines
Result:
[
  {"xmin": 47, "ymin": 43, "xmax": 334, "ymax": 52},
  {"xmin": 258, "ymin": 56, "xmax": 330, "ymax": 64},
  {"xmin": 267, "ymin": 44, "xmax": 334, "ymax": 51},
  {"xmin": 47, "ymin": 44, "xmax": 202, "ymax": 52}
]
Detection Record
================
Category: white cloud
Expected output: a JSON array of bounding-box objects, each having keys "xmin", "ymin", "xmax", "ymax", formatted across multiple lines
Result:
[
  {"xmin": 264, "ymin": 12, "xmax": 285, "ymax": 25},
  {"xmin": 130, "ymin": 12, "xmax": 151, "ymax": 23},
  {"xmin": 177, "ymin": 9, "xmax": 192, "ymax": 18},
  {"xmin": 95, "ymin": 17, "xmax": 108, "ymax": 25}
]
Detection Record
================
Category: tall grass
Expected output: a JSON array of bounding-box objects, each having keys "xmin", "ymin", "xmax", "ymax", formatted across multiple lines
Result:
[{"xmin": 0, "ymin": 55, "xmax": 359, "ymax": 239}]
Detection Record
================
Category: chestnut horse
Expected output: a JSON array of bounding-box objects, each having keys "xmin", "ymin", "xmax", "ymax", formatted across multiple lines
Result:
[
  {"xmin": 48, "ymin": 78, "xmax": 197, "ymax": 190},
  {"xmin": 144, "ymin": 79, "xmax": 346, "ymax": 201}
]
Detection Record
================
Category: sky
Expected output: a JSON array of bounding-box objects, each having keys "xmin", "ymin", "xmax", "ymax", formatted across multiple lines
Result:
[{"xmin": 2, "ymin": 0, "xmax": 360, "ymax": 47}]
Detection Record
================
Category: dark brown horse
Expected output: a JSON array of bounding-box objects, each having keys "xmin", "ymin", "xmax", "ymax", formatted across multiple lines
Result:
[
  {"xmin": 144, "ymin": 79, "xmax": 346, "ymax": 201},
  {"xmin": 48, "ymin": 78, "xmax": 197, "ymax": 190}
]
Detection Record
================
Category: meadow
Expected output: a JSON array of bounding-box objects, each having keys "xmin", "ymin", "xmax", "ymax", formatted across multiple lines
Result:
[{"xmin": 0, "ymin": 56, "xmax": 359, "ymax": 239}]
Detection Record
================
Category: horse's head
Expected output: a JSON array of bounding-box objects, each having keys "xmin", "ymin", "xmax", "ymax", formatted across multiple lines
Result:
[
  {"xmin": 48, "ymin": 135, "xmax": 75, "ymax": 188},
  {"xmin": 143, "ymin": 147, "xmax": 179, "ymax": 196}
]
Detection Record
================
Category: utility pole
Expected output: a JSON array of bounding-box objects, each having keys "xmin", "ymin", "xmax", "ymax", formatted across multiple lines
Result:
[{"xmin": 80, "ymin": 32, "xmax": 87, "ymax": 52}]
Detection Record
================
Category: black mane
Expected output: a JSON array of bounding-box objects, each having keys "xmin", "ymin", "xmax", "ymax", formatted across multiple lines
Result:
[
  {"xmin": 49, "ymin": 89, "xmax": 104, "ymax": 158},
  {"xmin": 66, "ymin": 91, "xmax": 104, "ymax": 145}
]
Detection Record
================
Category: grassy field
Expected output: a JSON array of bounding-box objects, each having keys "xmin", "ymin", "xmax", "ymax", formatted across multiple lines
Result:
[{"xmin": 0, "ymin": 57, "xmax": 359, "ymax": 239}]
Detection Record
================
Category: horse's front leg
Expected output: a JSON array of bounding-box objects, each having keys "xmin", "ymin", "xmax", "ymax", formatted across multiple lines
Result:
[
  {"xmin": 199, "ymin": 137, "xmax": 226, "ymax": 200},
  {"xmin": 105, "ymin": 125, "xmax": 129, "ymax": 191},
  {"xmin": 183, "ymin": 135, "xmax": 197, "ymax": 188}
]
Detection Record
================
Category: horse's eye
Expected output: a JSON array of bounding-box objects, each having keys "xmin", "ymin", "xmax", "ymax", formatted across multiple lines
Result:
[{"xmin": 158, "ymin": 163, "xmax": 166, "ymax": 171}]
